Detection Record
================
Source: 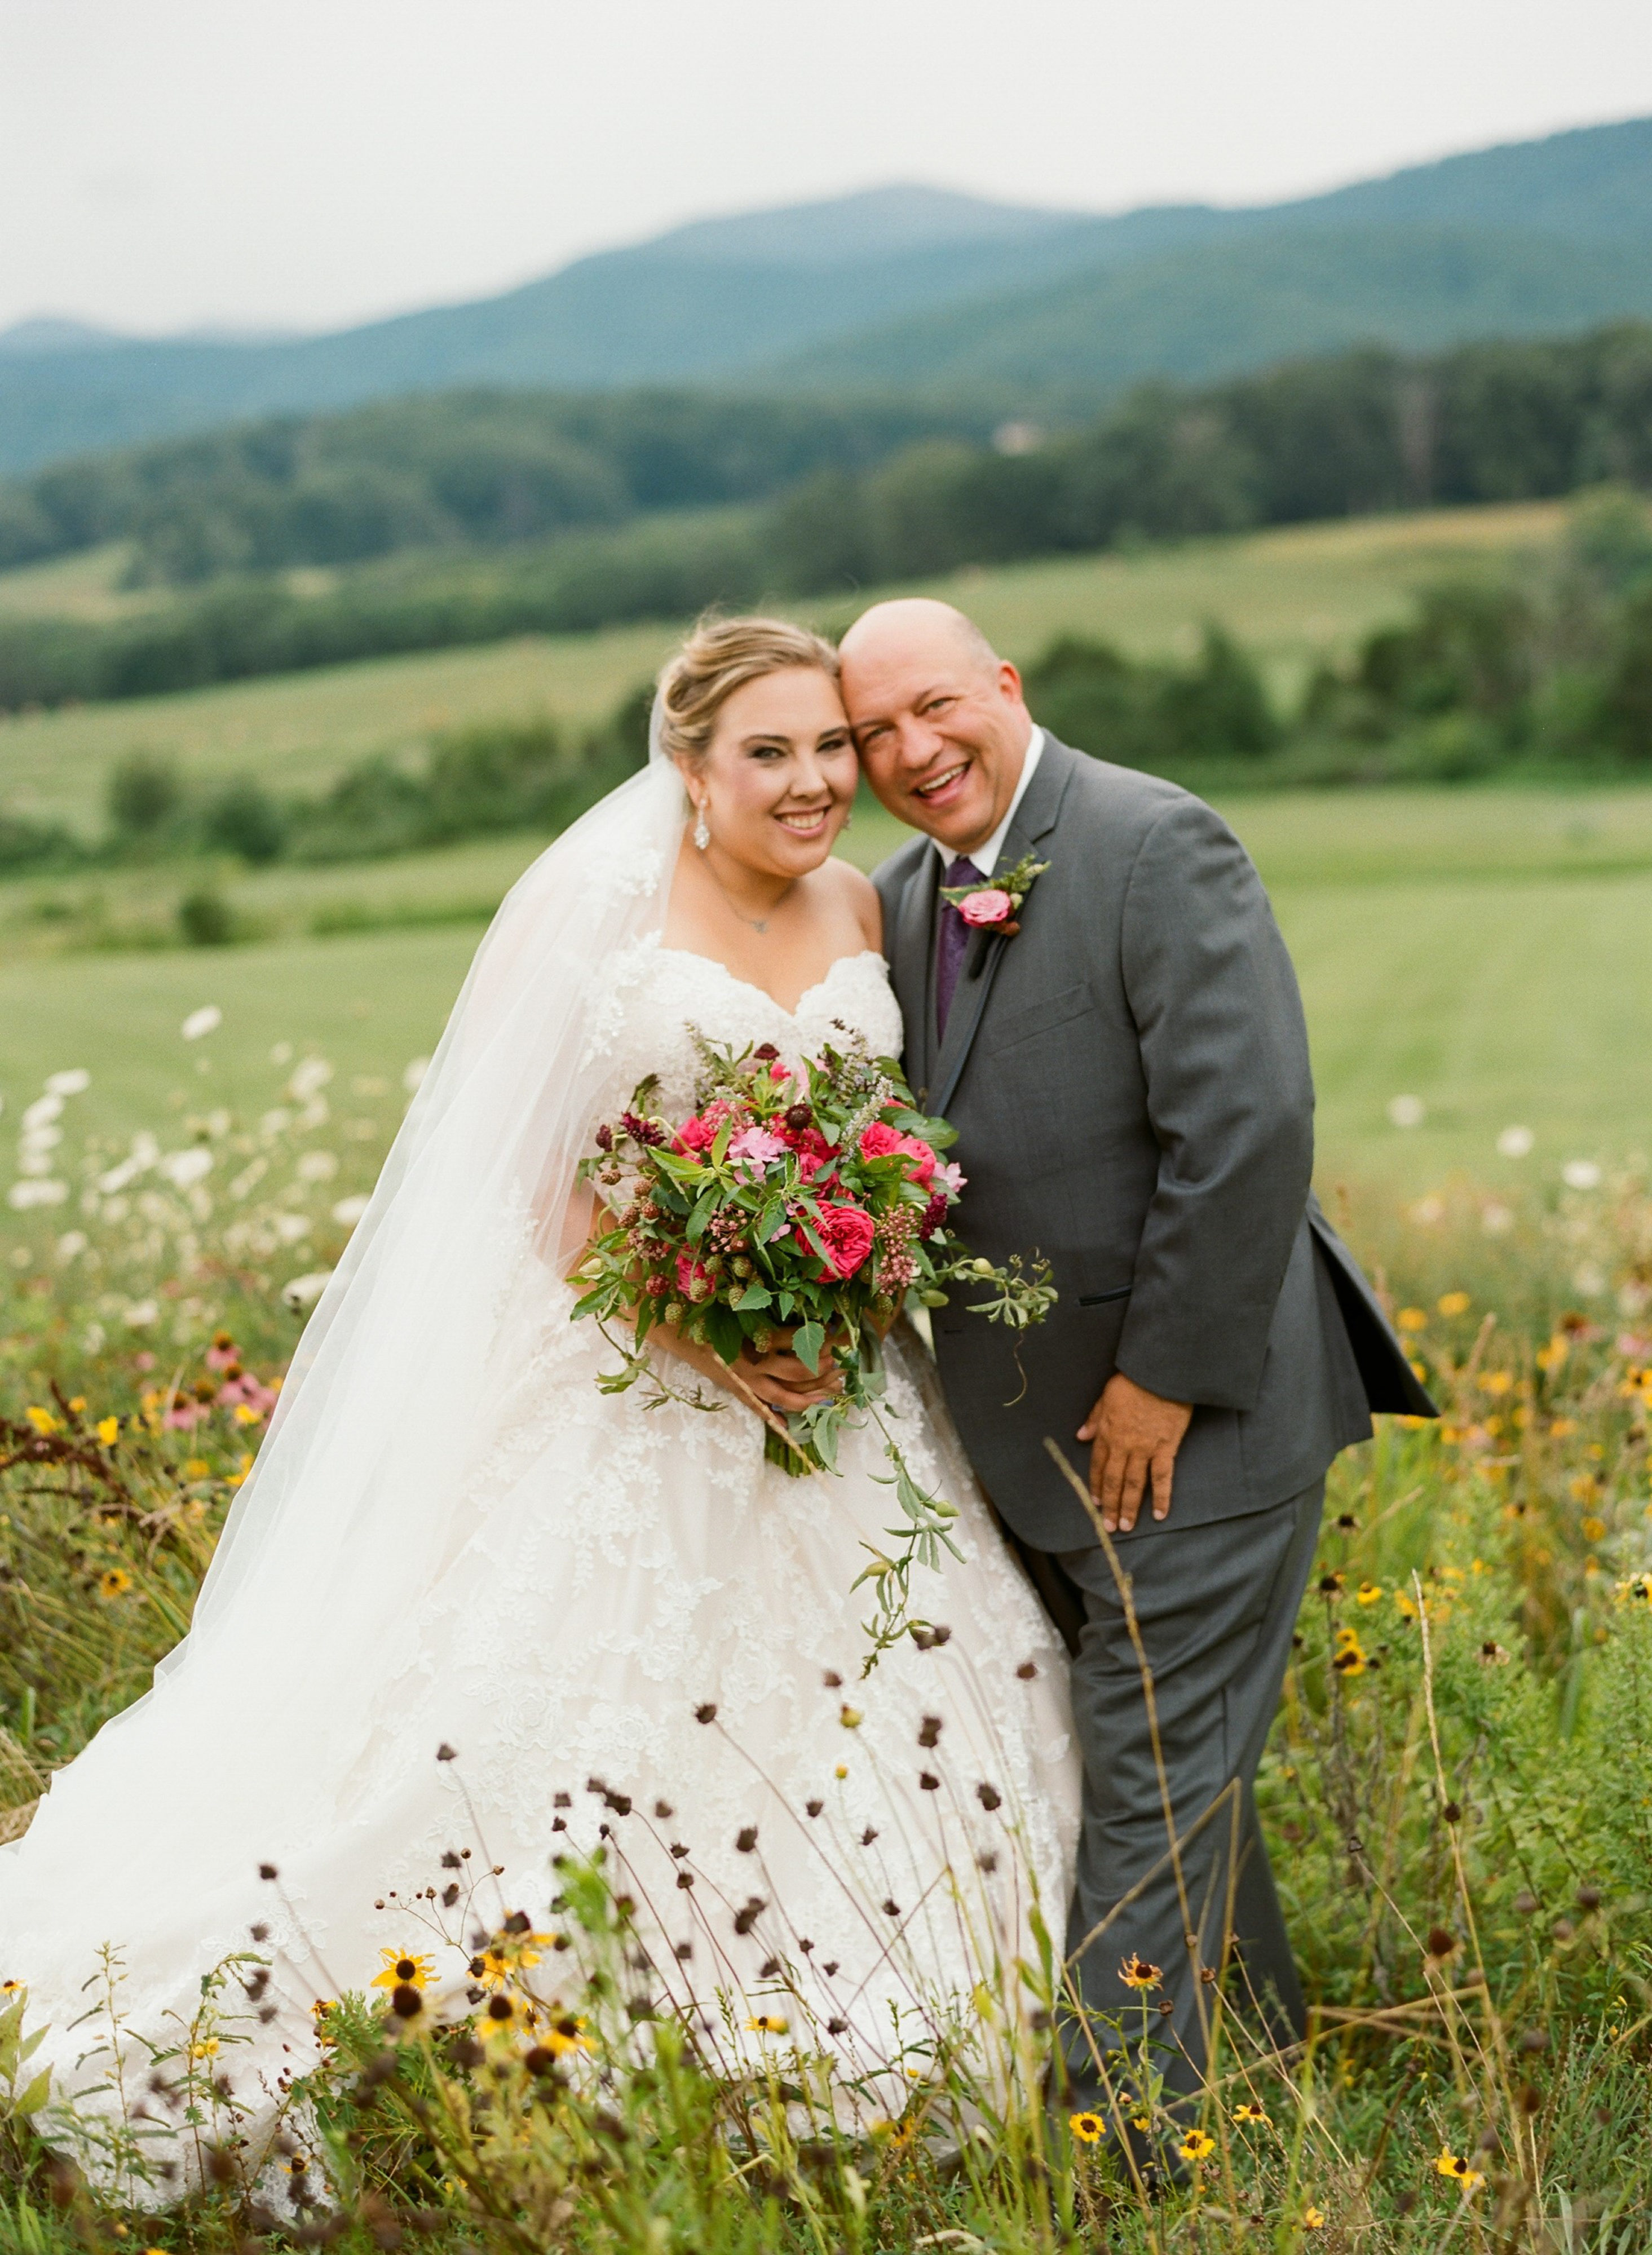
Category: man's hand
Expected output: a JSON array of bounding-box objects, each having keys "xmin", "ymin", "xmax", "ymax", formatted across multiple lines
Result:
[{"xmin": 1077, "ymin": 1372, "xmax": 1193, "ymax": 1534}]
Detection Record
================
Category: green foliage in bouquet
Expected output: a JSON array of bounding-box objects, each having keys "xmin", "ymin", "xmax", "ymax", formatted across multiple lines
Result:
[{"xmin": 571, "ymin": 1030, "xmax": 1054, "ymax": 1670}]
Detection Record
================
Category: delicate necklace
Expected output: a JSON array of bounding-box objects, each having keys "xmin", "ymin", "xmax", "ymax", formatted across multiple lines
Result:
[{"xmin": 704, "ymin": 855, "xmax": 788, "ymax": 936}]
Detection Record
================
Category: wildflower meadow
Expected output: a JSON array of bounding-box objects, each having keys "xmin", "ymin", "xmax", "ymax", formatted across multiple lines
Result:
[{"xmin": 2, "ymin": 1023, "xmax": 1651, "ymax": 2254}]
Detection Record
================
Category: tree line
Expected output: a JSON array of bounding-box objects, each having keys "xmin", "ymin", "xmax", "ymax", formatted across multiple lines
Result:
[
  {"xmin": 0, "ymin": 390, "xmax": 983, "ymax": 583},
  {"xmin": 5, "ymin": 322, "xmax": 1652, "ymax": 714},
  {"xmin": 7, "ymin": 492, "xmax": 1651, "ymax": 890}
]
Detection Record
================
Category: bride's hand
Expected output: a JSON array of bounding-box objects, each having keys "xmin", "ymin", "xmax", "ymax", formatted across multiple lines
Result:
[
  {"xmin": 737, "ymin": 1334, "xmax": 846, "ymax": 1412},
  {"xmin": 646, "ymin": 1319, "xmax": 843, "ymax": 1414}
]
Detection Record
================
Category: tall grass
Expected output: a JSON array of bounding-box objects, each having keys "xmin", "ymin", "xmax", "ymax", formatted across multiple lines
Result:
[{"xmin": 2, "ymin": 1071, "xmax": 1651, "ymax": 2249}]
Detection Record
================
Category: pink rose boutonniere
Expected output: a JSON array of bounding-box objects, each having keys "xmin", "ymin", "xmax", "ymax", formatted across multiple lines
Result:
[{"xmin": 939, "ymin": 850, "xmax": 1050, "ymax": 941}]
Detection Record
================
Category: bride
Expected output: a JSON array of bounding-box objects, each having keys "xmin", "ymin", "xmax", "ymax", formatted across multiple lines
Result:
[{"xmin": 0, "ymin": 617, "xmax": 1079, "ymax": 2193}]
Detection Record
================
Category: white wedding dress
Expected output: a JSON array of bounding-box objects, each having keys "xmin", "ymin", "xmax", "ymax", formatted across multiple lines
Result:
[{"xmin": 1, "ymin": 924, "xmax": 1079, "ymax": 2196}]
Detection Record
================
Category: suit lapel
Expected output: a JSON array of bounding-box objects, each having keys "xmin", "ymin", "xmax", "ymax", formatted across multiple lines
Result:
[
  {"xmin": 892, "ymin": 846, "xmax": 940, "ymax": 1104},
  {"xmin": 930, "ymin": 736, "xmax": 1075, "ymax": 1121}
]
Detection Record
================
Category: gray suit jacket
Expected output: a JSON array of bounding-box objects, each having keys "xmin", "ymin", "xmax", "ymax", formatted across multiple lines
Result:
[{"xmin": 872, "ymin": 733, "xmax": 1434, "ymax": 1555}]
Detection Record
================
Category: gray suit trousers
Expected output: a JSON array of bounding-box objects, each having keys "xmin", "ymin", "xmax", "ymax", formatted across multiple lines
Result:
[{"xmin": 1055, "ymin": 1480, "xmax": 1323, "ymax": 2109}]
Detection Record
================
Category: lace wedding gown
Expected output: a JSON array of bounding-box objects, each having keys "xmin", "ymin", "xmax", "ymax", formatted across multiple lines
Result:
[{"xmin": 2, "ymin": 939, "xmax": 1079, "ymax": 2190}]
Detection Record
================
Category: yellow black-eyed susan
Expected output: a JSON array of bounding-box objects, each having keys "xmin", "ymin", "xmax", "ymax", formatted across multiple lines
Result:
[
  {"xmin": 370, "ymin": 1949, "xmax": 435, "ymax": 1992},
  {"xmin": 1068, "ymin": 2111, "xmax": 1103, "ymax": 2145}
]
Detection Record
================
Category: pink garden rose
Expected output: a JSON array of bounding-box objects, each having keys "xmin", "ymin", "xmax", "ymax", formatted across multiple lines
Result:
[
  {"xmin": 957, "ymin": 887, "xmax": 1014, "ymax": 927},
  {"xmin": 799, "ymin": 1200, "xmax": 877, "ymax": 1280},
  {"xmin": 858, "ymin": 1120, "xmax": 938, "ymax": 1189}
]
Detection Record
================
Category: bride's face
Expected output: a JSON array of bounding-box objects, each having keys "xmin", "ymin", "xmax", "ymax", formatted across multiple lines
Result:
[{"xmin": 687, "ymin": 667, "xmax": 858, "ymax": 878}]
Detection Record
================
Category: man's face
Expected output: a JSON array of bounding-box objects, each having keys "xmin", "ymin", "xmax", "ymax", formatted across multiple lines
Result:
[{"xmin": 842, "ymin": 633, "xmax": 1031, "ymax": 855}]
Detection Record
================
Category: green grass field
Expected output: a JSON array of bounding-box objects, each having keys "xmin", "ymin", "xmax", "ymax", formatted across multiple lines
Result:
[
  {"xmin": 1, "ymin": 494, "xmax": 1640, "ymax": 1201},
  {"xmin": 0, "ymin": 498, "xmax": 1563, "ymax": 835},
  {"xmin": 1, "ymin": 782, "xmax": 1646, "ymax": 1196}
]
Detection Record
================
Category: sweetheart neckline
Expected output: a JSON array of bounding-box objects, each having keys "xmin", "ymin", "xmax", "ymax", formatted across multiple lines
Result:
[{"xmin": 651, "ymin": 945, "xmax": 888, "ymax": 1022}]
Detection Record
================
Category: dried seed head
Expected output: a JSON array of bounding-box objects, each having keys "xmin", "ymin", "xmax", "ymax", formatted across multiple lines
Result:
[
  {"xmin": 976, "ymin": 1782, "xmax": 1002, "ymax": 1811},
  {"xmin": 736, "ymin": 1827, "xmax": 758, "ymax": 1852},
  {"xmin": 918, "ymin": 1715, "xmax": 942, "ymax": 1748}
]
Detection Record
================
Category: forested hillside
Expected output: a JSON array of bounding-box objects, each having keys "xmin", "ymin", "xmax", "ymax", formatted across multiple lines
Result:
[
  {"xmin": 3, "ymin": 117, "xmax": 1651, "ymax": 472},
  {"xmin": 0, "ymin": 390, "xmax": 985, "ymax": 581}
]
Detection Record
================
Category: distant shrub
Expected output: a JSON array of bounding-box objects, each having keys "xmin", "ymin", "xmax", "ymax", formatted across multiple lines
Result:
[
  {"xmin": 107, "ymin": 753, "xmax": 183, "ymax": 838},
  {"xmin": 177, "ymin": 887, "xmax": 235, "ymax": 945},
  {"xmin": 1021, "ymin": 625, "xmax": 1279, "ymax": 772},
  {"xmin": 0, "ymin": 810, "xmax": 79, "ymax": 874},
  {"xmin": 202, "ymin": 776, "xmax": 287, "ymax": 865}
]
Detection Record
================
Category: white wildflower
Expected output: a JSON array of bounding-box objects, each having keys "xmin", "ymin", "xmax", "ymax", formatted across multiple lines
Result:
[
  {"xmin": 159, "ymin": 1148, "xmax": 214, "ymax": 1190},
  {"xmin": 288, "ymin": 1058, "xmax": 333, "ymax": 1103},
  {"xmin": 281, "ymin": 1270, "xmax": 333, "ymax": 1312}
]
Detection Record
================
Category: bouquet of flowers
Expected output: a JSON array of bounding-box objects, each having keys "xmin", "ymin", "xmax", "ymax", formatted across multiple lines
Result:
[{"xmin": 571, "ymin": 1030, "xmax": 1054, "ymax": 1669}]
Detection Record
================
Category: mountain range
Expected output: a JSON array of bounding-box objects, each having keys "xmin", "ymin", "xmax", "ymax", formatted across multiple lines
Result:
[{"xmin": 3, "ymin": 116, "xmax": 1652, "ymax": 476}]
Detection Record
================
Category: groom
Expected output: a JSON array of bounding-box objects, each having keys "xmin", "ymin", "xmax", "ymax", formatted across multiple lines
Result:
[{"xmin": 840, "ymin": 598, "xmax": 1433, "ymax": 2117}]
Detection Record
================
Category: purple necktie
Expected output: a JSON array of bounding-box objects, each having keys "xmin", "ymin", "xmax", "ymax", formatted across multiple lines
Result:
[{"xmin": 935, "ymin": 855, "xmax": 978, "ymax": 1042}]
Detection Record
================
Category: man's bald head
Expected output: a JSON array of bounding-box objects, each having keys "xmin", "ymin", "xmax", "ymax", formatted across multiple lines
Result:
[
  {"xmin": 838, "ymin": 597, "xmax": 1001, "ymax": 681},
  {"xmin": 839, "ymin": 598, "xmax": 1032, "ymax": 854}
]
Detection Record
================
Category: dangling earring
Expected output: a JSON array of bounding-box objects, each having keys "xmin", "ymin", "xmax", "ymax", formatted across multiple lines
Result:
[{"xmin": 694, "ymin": 802, "xmax": 711, "ymax": 852}]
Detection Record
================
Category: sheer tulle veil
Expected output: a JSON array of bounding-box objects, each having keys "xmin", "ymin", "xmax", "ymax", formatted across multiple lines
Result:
[{"xmin": 0, "ymin": 714, "xmax": 692, "ymax": 1949}]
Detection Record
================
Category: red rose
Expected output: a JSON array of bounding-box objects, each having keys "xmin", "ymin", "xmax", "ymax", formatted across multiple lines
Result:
[
  {"xmin": 858, "ymin": 1121, "xmax": 937, "ymax": 1189},
  {"xmin": 673, "ymin": 1098, "xmax": 739, "ymax": 1156},
  {"xmin": 779, "ymin": 1118, "xmax": 834, "ymax": 1171},
  {"xmin": 799, "ymin": 1201, "xmax": 877, "ymax": 1280}
]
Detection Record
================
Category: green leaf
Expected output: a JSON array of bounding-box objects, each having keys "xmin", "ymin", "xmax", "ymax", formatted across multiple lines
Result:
[
  {"xmin": 733, "ymin": 1282, "xmax": 772, "ymax": 1311},
  {"xmin": 794, "ymin": 1319, "xmax": 826, "ymax": 1374},
  {"xmin": 705, "ymin": 1303, "xmax": 745, "ymax": 1365}
]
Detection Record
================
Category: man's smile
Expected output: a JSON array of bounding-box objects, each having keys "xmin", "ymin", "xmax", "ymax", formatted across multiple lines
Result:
[{"xmin": 912, "ymin": 760, "xmax": 972, "ymax": 805}]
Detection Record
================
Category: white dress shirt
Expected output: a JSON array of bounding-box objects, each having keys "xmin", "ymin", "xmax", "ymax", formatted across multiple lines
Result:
[{"xmin": 931, "ymin": 723, "xmax": 1045, "ymax": 880}]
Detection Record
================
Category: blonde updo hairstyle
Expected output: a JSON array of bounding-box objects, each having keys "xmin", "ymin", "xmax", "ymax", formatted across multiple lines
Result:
[{"xmin": 654, "ymin": 615, "xmax": 841, "ymax": 773}]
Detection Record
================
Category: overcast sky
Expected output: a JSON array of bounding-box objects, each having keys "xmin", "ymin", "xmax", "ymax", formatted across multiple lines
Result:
[{"xmin": 3, "ymin": 0, "xmax": 1650, "ymax": 337}]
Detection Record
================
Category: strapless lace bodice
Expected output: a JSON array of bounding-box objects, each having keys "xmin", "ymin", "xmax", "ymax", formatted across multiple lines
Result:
[{"xmin": 584, "ymin": 941, "xmax": 904, "ymax": 1122}]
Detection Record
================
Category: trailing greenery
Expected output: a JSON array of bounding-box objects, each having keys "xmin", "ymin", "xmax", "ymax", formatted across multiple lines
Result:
[{"xmin": 3, "ymin": 1074, "xmax": 1652, "ymax": 2247}]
